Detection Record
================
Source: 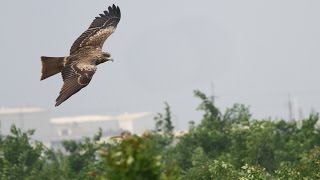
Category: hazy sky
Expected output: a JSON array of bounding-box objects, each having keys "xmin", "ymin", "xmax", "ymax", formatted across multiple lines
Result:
[{"xmin": 1, "ymin": 0, "xmax": 320, "ymax": 129}]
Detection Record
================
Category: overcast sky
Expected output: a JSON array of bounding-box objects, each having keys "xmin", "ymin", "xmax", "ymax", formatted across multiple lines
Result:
[{"xmin": 1, "ymin": 0, "xmax": 320, "ymax": 130}]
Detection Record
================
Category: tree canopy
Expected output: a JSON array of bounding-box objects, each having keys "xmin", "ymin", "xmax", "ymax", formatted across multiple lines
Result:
[{"xmin": 0, "ymin": 90, "xmax": 319, "ymax": 179}]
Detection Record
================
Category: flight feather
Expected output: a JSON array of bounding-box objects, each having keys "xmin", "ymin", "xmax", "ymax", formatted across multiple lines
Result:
[{"xmin": 70, "ymin": 4, "xmax": 121, "ymax": 55}]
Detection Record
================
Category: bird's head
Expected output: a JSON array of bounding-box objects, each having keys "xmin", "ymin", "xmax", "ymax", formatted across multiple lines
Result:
[
  {"xmin": 102, "ymin": 52, "xmax": 114, "ymax": 62},
  {"xmin": 96, "ymin": 52, "xmax": 114, "ymax": 65}
]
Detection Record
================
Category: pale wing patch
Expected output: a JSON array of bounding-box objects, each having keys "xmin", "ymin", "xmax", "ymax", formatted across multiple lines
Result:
[
  {"xmin": 81, "ymin": 27, "xmax": 115, "ymax": 48},
  {"xmin": 70, "ymin": 5, "xmax": 121, "ymax": 55},
  {"xmin": 56, "ymin": 63, "xmax": 97, "ymax": 106},
  {"xmin": 76, "ymin": 63, "xmax": 96, "ymax": 71},
  {"xmin": 75, "ymin": 63, "xmax": 96, "ymax": 85}
]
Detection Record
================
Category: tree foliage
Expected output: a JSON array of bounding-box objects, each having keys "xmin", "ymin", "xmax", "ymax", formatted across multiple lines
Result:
[
  {"xmin": 0, "ymin": 126, "xmax": 44, "ymax": 180},
  {"xmin": 0, "ymin": 90, "xmax": 320, "ymax": 179}
]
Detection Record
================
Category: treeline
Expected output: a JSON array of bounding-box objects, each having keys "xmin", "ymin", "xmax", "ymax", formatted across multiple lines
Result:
[{"xmin": 0, "ymin": 90, "xmax": 320, "ymax": 179}]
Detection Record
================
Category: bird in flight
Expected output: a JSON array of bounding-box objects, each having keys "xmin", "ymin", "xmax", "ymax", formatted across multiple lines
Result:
[{"xmin": 40, "ymin": 4, "xmax": 121, "ymax": 106}]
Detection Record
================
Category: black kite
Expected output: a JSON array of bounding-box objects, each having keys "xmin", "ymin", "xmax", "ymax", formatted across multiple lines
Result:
[{"xmin": 40, "ymin": 4, "xmax": 121, "ymax": 106}]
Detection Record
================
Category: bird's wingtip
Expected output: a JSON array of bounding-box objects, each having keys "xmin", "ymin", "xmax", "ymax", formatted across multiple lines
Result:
[{"xmin": 55, "ymin": 101, "xmax": 61, "ymax": 107}]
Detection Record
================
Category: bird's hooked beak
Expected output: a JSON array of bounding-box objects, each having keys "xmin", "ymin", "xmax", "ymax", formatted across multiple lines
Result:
[{"xmin": 107, "ymin": 57, "xmax": 114, "ymax": 62}]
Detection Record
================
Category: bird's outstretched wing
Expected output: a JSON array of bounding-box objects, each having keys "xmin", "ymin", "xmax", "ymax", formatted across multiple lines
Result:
[
  {"xmin": 70, "ymin": 4, "xmax": 121, "ymax": 55},
  {"xmin": 55, "ymin": 62, "xmax": 96, "ymax": 106}
]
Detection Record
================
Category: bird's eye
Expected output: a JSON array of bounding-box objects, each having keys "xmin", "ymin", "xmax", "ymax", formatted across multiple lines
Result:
[{"xmin": 103, "ymin": 52, "xmax": 110, "ymax": 57}]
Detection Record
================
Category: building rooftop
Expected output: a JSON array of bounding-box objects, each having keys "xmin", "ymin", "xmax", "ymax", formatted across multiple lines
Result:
[
  {"xmin": 51, "ymin": 112, "xmax": 153, "ymax": 125},
  {"xmin": 0, "ymin": 107, "xmax": 45, "ymax": 114}
]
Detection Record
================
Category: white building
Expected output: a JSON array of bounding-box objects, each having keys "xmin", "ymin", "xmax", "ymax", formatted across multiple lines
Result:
[
  {"xmin": 0, "ymin": 107, "xmax": 156, "ymax": 147},
  {"xmin": 0, "ymin": 107, "xmax": 54, "ymax": 144},
  {"xmin": 49, "ymin": 112, "xmax": 155, "ymax": 147},
  {"xmin": 116, "ymin": 112, "xmax": 155, "ymax": 134},
  {"xmin": 50, "ymin": 112, "xmax": 154, "ymax": 140}
]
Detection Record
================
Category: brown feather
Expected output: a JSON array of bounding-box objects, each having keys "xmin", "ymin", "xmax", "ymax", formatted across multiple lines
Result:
[
  {"xmin": 40, "ymin": 56, "xmax": 65, "ymax": 80},
  {"xmin": 70, "ymin": 4, "xmax": 121, "ymax": 55},
  {"xmin": 55, "ymin": 63, "xmax": 96, "ymax": 106}
]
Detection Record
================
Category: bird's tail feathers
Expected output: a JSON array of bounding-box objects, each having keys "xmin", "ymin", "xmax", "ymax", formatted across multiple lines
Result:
[{"xmin": 40, "ymin": 56, "xmax": 66, "ymax": 80}]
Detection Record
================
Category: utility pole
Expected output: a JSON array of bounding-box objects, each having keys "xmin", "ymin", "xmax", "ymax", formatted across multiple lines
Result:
[
  {"xmin": 210, "ymin": 82, "xmax": 216, "ymax": 105},
  {"xmin": 288, "ymin": 94, "xmax": 293, "ymax": 121},
  {"xmin": 298, "ymin": 107, "xmax": 304, "ymax": 121},
  {"xmin": 19, "ymin": 108, "xmax": 24, "ymax": 131}
]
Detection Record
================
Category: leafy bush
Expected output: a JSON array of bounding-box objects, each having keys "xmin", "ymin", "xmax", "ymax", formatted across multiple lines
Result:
[{"xmin": 0, "ymin": 90, "xmax": 319, "ymax": 179}]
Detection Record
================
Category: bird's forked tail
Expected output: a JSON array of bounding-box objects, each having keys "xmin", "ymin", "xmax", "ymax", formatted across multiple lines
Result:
[{"xmin": 40, "ymin": 56, "xmax": 66, "ymax": 80}]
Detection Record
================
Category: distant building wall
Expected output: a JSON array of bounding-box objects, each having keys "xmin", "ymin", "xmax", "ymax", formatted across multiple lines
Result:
[
  {"xmin": 50, "ymin": 112, "xmax": 155, "ymax": 142},
  {"xmin": 50, "ymin": 116, "xmax": 120, "ymax": 141},
  {"xmin": 0, "ymin": 108, "xmax": 156, "ymax": 148},
  {"xmin": 118, "ymin": 115, "xmax": 155, "ymax": 134},
  {"xmin": 0, "ymin": 107, "xmax": 53, "ymax": 142}
]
